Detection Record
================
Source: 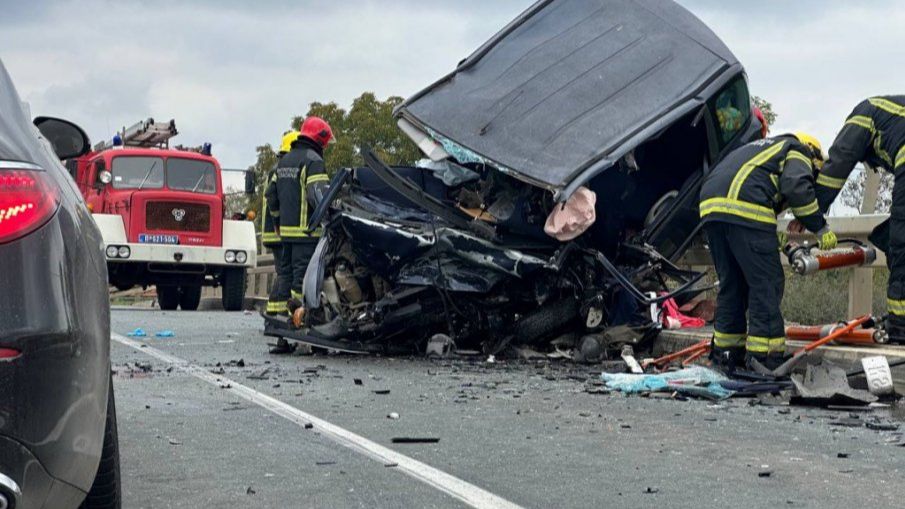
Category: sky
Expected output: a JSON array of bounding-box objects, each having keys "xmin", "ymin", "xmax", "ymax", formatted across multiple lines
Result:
[{"xmin": 2, "ymin": 0, "xmax": 904, "ymax": 191}]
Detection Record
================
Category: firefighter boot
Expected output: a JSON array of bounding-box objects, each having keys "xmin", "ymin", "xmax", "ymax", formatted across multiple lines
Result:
[
  {"xmin": 709, "ymin": 344, "xmax": 746, "ymax": 374},
  {"xmin": 269, "ymin": 338, "xmax": 297, "ymax": 355},
  {"xmin": 885, "ymin": 315, "xmax": 905, "ymax": 345},
  {"xmin": 745, "ymin": 352, "xmax": 788, "ymax": 373}
]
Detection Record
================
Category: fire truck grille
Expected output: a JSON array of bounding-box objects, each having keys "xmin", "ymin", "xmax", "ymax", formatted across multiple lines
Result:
[{"xmin": 145, "ymin": 201, "xmax": 210, "ymax": 232}]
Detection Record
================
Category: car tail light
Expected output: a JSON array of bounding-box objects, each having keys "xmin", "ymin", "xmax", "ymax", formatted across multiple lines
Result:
[
  {"xmin": 0, "ymin": 347, "xmax": 21, "ymax": 361},
  {"xmin": 0, "ymin": 163, "xmax": 60, "ymax": 244}
]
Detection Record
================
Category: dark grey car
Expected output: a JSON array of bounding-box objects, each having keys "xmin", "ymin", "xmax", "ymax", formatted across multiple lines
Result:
[{"xmin": 0, "ymin": 61, "xmax": 120, "ymax": 508}]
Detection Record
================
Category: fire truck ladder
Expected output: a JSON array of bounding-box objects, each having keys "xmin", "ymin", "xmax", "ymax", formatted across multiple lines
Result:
[{"xmin": 93, "ymin": 118, "xmax": 178, "ymax": 151}]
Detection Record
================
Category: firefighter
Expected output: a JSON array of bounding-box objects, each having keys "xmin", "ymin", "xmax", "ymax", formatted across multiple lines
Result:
[
  {"xmin": 699, "ymin": 133, "xmax": 837, "ymax": 371},
  {"xmin": 265, "ymin": 117, "xmax": 333, "ymax": 340},
  {"xmin": 262, "ymin": 131, "xmax": 301, "ymax": 354},
  {"xmin": 262, "ymin": 131, "xmax": 298, "ymax": 313},
  {"xmin": 814, "ymin": 96, "xmax": 905, "ymax": 342}
]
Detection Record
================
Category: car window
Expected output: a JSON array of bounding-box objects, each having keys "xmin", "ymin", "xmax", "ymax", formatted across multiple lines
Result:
[
  {"xmin": 709, "ymin": 76, "xmax": 751, "ymax": 149},
  {"xmin": 166, "ymin": 158, "xmax": 217, "ymax": 194},
  {"xmin": 111, "ymin": 156, "xmax": 164, "ymax": 189}
]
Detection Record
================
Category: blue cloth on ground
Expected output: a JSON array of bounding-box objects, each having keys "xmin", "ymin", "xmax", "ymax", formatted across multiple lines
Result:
[{"xmin": 601, "ymin": 366, "xmax": 733, "ymax": 399}]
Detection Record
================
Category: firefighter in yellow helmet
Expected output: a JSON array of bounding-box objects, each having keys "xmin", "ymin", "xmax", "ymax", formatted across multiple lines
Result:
[
  {"xmin": 699, "ymin": 132, "xmax": 835, "ymax": 372},
  {"xmin": 262, "ymin": 130, "xmax": 299, "ymax": 354}
]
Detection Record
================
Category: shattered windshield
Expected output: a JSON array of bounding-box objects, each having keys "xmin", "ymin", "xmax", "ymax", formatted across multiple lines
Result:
[
  {"xmin": 111, "ymin": 156, "xmax": 164, "ymax": 189},
  {"xmin": 166, "ymin": 158, "xmax": 217, "ymax": 194}
]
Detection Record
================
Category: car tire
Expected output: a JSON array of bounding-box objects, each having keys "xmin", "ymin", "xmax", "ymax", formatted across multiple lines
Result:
[
  {"xmin": 157, "ymin": 285, "xmax": 179, "ymax": 310},
  {"xmin": 79, "ymin": 376, "xmax": 121, "ymax": 509},
  {"xmin": 221, "ymin": 268, "xmax": 246, "ymax": 311},
  {"xmin": 179, "ymin": 285, "xmax": 202, "ymax": 311}
]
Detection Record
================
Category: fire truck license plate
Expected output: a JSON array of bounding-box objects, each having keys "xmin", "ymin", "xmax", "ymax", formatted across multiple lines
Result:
[{"xmin": 138, "ymin": 234, "xmax": 179, "ymax": 244}]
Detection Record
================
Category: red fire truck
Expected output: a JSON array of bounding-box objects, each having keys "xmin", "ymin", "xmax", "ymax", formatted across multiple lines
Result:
[{"xmin": 69, "ymin": 118, "xmax": 256, "ymax": 311}]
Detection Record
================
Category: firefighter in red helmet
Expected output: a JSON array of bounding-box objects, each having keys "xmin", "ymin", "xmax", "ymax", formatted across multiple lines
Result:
[{"xmin": 264, "ymin": 116, "xmax": 334, "ymax": 353}]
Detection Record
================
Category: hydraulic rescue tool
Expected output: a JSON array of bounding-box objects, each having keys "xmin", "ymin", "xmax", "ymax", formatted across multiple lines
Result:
[
  {"xmin": 783, "ymin": 240, "xmax": 877, "ymax": 276},
  {"xmin": 785, "ymin": 323, "xmax": 888, "ymax": 345},
  {"xmin": 768, "ymin": 315, "xmax": 875, "ymax": 377}
]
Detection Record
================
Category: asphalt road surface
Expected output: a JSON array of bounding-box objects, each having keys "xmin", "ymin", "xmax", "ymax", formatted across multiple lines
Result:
[{"xmin": 111, "ymin": 309, "xmax": 905, "ymax": 509}]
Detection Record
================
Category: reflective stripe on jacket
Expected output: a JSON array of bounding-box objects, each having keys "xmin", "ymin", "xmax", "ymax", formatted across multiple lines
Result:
[
  {"xmin": 817, "ymin": 95, "xmax": 905, "ymax": 212},
  {"xmin": 699, "ymin": 135, "xmax": 826, "ymax": 233},
  {"xmin": 261, "ymin": 170, "xmax": 280, "ymax": 246},
  {"xmin": 266, "ymin": 137, "xmax": 327, "ymax": 241}
]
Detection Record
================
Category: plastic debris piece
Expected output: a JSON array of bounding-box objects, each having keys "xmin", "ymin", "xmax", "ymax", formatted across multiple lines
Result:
[
  {"xmin": 791, "ymin": 364, "xmax": 877, "ymax": 406},
  {"xmin": 860, "ymin": 356, "xmax": 895, "ymax": 396},
  {"xmin": 155, "ymin": 330, "xmax": 175, "ymax": 338},
  {"xmin": 391, "ymin": 437, "xmax": 440, "ymax": 444},
  {"xmin": 127, "ymin": 328, "xmax": 147, "ymax": 337}
]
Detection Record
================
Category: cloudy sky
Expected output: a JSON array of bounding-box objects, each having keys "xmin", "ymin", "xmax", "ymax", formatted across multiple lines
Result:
[{"xmin": 2, "ymin": 0, "xmax": 903, "ymax": 189}]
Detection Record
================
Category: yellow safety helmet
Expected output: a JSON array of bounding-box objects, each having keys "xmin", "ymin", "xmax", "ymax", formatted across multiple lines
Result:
[
  {"xmin": 279, "ymin": 130, "xmax": 300, "ymax": 154},
  {"xmin": 794, "ymin": 132, "xmax": 825, "ymax": 168}
]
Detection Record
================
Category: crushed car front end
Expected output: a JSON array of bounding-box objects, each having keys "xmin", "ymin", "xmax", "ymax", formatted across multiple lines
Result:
[{"xmin": 274, "ymin": 0, "xmax": 764, "ymax": 358}]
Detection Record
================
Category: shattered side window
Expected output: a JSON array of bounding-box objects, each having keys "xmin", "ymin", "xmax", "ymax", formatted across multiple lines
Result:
[{"xmin": 710, "ymin": 76, "xmax": 751, "ymax": 149}]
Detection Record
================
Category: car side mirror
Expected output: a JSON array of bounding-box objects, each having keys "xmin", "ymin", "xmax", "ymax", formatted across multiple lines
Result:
[
  {"xmin": 245, "ymin": 169, "xmax": 256, "ymax": 195},
  {"xmin": 33, "ymin": 116, "xmax": 91, "ymax": 160}
]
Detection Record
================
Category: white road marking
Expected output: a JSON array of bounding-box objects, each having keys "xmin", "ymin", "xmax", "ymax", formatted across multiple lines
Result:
[{"xmin": 112, "ymin": 333, "xmax": 523, "ymax": 509}]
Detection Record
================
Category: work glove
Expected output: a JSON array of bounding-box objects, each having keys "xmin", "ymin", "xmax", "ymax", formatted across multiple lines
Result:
[
  {"xmin": 818, "ymin": 228, "xmax": 838, "ymax": 250},
  {"xmin": 777, "ymin": 230, "xmax": 789, "ymax": 249}
]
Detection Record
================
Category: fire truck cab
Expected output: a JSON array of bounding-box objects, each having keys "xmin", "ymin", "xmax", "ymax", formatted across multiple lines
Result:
[{"xmin": 70, "ymin": 118, "xmax": 256, "ymax": 311}]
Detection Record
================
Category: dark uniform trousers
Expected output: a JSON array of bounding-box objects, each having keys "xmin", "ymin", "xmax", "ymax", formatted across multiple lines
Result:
[
  {"xmin": 705, "ymin": 222, "xmax": 786, "ymax": 354},
  {"xmin": 264, "ymin": 244, "xmax": 285, "ymax": 314},
  {"xmin": 275, "ymin": 239, "xmax": 318, "ymax": 303}
]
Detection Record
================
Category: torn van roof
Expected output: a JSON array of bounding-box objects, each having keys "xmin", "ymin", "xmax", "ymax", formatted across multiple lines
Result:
[{"xmin": 396, "ymin": 0, "xmax": 740, "ymax": 196}]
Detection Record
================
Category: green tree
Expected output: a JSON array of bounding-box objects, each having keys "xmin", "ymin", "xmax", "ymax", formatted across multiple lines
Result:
[
  {"xmin": 752, "ymin": 96, "xmax": 777, "ymax": 127},
  {"xmin": 244, "ymin": 93, "xmax": 421, "ymax": 224}
]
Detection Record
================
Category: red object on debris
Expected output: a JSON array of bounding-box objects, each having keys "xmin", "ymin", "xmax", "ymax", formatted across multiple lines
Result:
[{"xmin": 660, "ymin": 297, "xmax": 705, "ymax": 329}]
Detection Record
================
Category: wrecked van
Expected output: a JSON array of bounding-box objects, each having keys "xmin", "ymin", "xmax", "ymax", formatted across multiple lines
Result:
[{"xmin": 269, "ymin": 0, "xmax": 764, "ymax": 357}]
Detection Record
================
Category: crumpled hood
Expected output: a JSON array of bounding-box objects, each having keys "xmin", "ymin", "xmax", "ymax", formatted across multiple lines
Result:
[{"xmin": 396, "ymin": 0, "xmax": 739, "ymax": 196}]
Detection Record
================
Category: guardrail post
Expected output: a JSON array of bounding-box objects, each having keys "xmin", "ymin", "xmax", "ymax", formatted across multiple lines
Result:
[{"xmin": 849, "ymin": 166, "xmax": 881, "ymax": 317}]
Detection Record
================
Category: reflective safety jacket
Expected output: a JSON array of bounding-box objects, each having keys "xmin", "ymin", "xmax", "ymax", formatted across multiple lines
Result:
[
  {"xmin": 260, "ymin": 167, "xmax": 280, "ymax": 246},
  {"xmin": 817, "ymin": 96, "xmax": 905, "ymax": 213},
  {"xmin": 264, "ymin": 137, "xmax": 331, "ymax": 241},
  {"xmin": 699, "ymin": 135, "xmax": 826, "ymax": 233}
]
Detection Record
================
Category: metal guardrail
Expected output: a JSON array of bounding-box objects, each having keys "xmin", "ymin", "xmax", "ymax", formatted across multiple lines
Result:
[
  {"xmin": 237, "ymin": 171, "xmax": 887, "ymax": 317},
  {"xmin": 682, "ymin": 168, "xmax": 886, "ymax": 318},
  {"xmin": 679, "ymin": 214, "xmax": 889, "ymax": 318}
]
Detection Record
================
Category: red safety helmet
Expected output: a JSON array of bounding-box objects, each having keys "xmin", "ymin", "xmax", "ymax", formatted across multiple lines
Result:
[
  {"xmin": 752, "ymin": 106, "xmax": 768, "ymax": 138},
  {"xmin": 299, "ymin": 116, "xmax": 334, "ymax": 148}
]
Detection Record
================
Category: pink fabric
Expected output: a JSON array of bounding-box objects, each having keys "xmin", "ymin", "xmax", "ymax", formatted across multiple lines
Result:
[
  {"xmin": 661, "ymin": 297, "xmax": 705, "ymax": 329},
  {"xmin": 544, "ymin": 186, "xmax": 597, "ymax": 241}
]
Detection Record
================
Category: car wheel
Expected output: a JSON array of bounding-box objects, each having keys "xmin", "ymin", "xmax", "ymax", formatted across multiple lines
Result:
[
  {"xmin": 156, "ymin": 285, "xmax": 179, "ymax": 310},
  {"xmin": 179, "ymin": 285, "xmax": 202, "ymax": 311},
  {"xmin": 221, "ymin": 268, "xmax": 246, "ymax": 311},
  {"xmin": 79, "ymin": 376, "xmax": 121, "ymax": 509}
]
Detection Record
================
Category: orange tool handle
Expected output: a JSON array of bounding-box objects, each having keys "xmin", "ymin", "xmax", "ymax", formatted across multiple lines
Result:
[
  {"xmin": 681, "ymin": 348, "xmax": 707, "ymax": 367},
  {"xmin": 793, "ymin": 315, "xmax": 873, "ymax": 355},
  {"xmin": 644, "ymin": 339, "xmax": 709, "ymax": 368}
]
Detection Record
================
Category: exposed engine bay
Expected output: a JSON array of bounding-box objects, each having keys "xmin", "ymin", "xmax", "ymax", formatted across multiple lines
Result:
[{"xmin": 269, "ymin": 147, "xmax": 710, "ymax": 361}]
